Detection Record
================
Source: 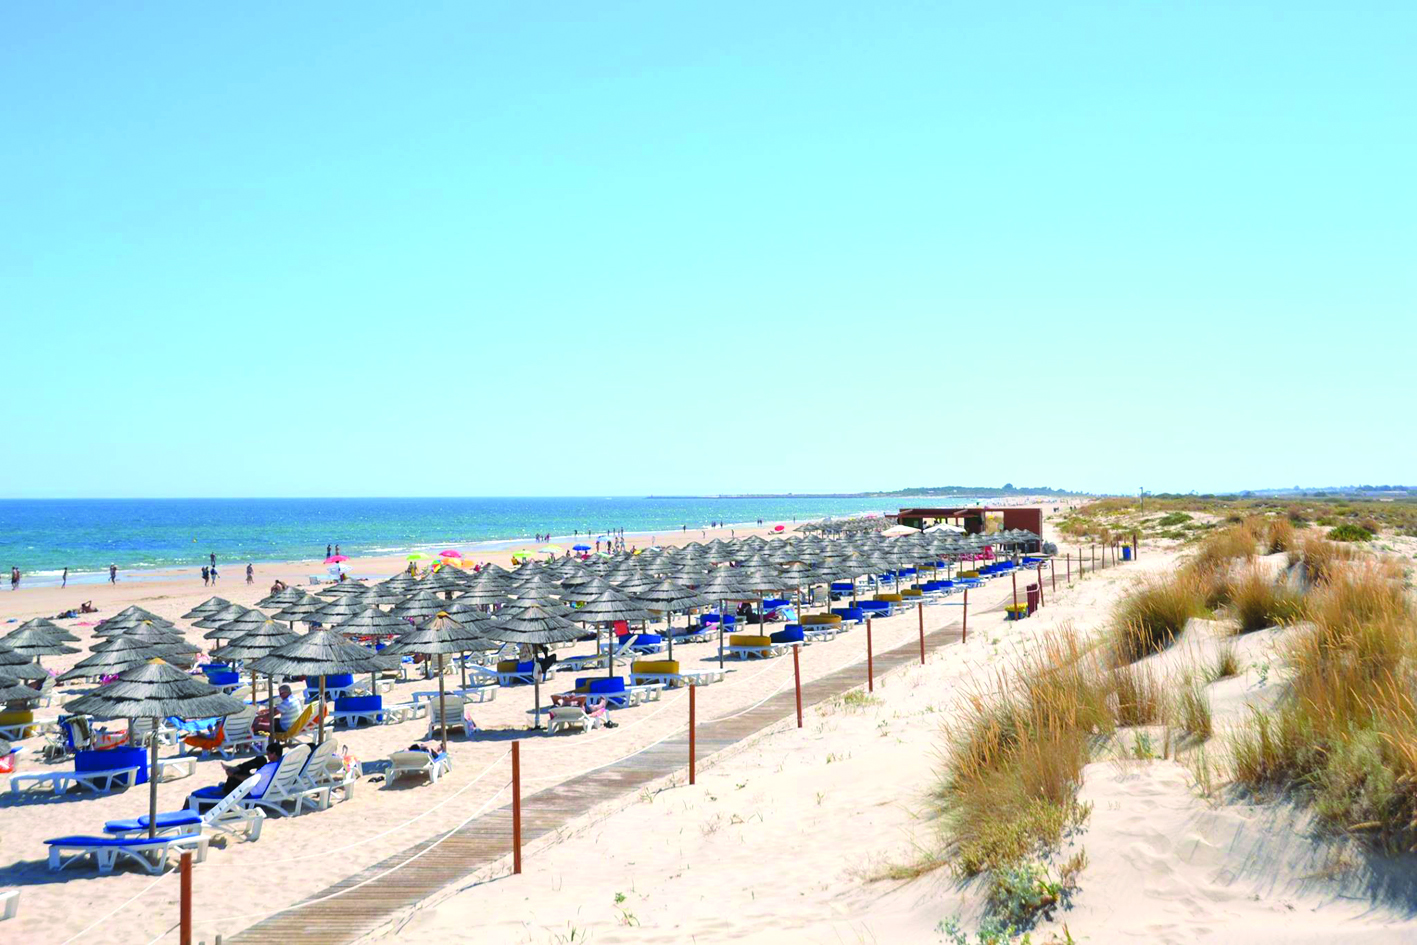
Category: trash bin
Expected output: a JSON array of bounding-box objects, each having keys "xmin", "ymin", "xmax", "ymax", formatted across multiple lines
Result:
[
  {"xmin": 1122, "ymin": 546, "xmax": 1133, "ymax": 562},
  {"xmin": 1026, "ymin": 584, "xmax": 1040, "ymax": 615}
]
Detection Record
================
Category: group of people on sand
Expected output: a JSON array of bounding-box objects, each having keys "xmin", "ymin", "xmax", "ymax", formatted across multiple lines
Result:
[{"xmin": 200, "ymin": 552, "xmax": 255, "ymax": 585}]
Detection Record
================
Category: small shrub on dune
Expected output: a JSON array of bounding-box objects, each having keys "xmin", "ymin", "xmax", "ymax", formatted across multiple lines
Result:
[
  {"xmin": 1188, "ymin": 523, "xmax": 1258, "ymax": 583},
  {"xmin": 1329, "ymin": 523, "xmax": 1374, "ymax": 542},
  {"xmin": 1109, "ymin": 575, "xmax": 1206, "ymax": 666},
  {"xmin": 1229, "ymin": 567, "xmax": 1307, "ymax": 633}
]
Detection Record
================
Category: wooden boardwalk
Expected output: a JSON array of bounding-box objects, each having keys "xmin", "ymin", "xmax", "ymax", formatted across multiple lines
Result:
[{"xmin": 231, "ymin": 598, "xmax": 1000, "ymax": 944}]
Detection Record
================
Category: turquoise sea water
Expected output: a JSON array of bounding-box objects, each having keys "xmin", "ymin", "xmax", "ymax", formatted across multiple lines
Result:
[{"xmin": 0, "ymin": 497, "xmax": 929, "ymax": 585}]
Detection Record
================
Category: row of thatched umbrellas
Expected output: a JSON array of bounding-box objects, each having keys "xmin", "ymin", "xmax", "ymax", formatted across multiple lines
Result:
[{"xmin": 0, "ymin": 527, "xmax": 1042, "ymax": 838}]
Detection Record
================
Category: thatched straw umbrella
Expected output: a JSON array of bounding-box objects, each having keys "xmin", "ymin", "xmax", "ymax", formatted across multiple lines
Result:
[
  {"xmin": 269, "ymin": 594, "xmax": 326, "ymax": 631},
  {"xmin": 0, "ymin": 644, "xmax": 49, "ymax": 681},
  {"xmin": 635, "ymin": 579, "xmax": 711, "ymax": 661},
  {"xmin": 66, "ymin": 660, "xmax": 246, "ymax": 838},
  {"xmin": 567, "ymin": 589, "xmax": 651, "ymax": 677},
  {"xmin": 250, "ymin": 630, "xmax": 396, "ymax": 744},
  {"xmin": 384, "ymin": 612, "xmax": 486, "ymax": 752},
  {"xmin": 183, "ymin": 597, "xmax": 234, "ymax": 620},
  {"xmin": 61, "ymin": 634, "xmax": 182, "ymax": 683},
  {"xmin": 484, "ymin": 605, "xmax": 583, "ymax": 729},
  {"xmin": 695, "ymin": 569, "xmax": 752, "ymax": 667},
  {"xmin": 210, "ymin": 619, "xmax": 300, "ymax": 714},
  {"xmin": 0, "ymin": 627, "xmax": 79, "ymax": 668},
  {"xmin": 9, "ymin": 618, "xmax": 79, "ymax": 642}
]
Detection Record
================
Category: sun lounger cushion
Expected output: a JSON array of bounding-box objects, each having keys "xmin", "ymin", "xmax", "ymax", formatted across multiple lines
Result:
[
  {"xmin": 801, "ymin": 613, "xmax": 842, "ymax": 625},
  {"xmin": 874, "ymin": 593, "xmax": 903, "ymax": 602},
  {"xmin": 857, "ymin": 601, "xmax": 891, "ymax": 612},
  {"xmin": 630, "ymin": 660, "xmax": 679, "ymax": 676},
  {"xmin": 628, "ymin": 633, "xmax": 662, "ymax": 646},
  {"xmin": 334, "ymin": 695, "xmax": 382, "ymax": 713},
  {"xmin": 497, "ymin": 660, "xmax": 534, "ymax": 674},
  {"xmin": 206, "ymin": 671, "xmax": 240, "ymax": 686},
  {"xmin": 832, "ymin": 607, "xmax": 865, "ymax": 621},
  {"xmin": 574, "ymin": 676, "xmax": 626, "ymax": 695},
  {"xmin": 770, "ymin": 626, "xmax": 804, "ymax": 644},
  {"xmin": 729, "ymin": 634, "xmax": 771, "ymax": 648},
  {"xmin": 77, "ymin": 747, "xmax": 148, "ymax": 785},
  {"xmin": 311, "ymin": 672, "xmax": 354, "ymax": 689},
  {"xmin": 103, "ymin": 810, "xmax": 203, "ymax": 834},
  {"xmin": 0, "ymin": 710, "xmax": 34, "ymax": 727},
  {"xmin": 830, "ymin": 582, "xmax": 855, "ymax": 593}
]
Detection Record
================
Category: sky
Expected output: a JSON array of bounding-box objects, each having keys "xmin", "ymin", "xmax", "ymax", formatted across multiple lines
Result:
[{"xmin": 1, "ymin": 2, "xmax": 1412, "ymax": 499}]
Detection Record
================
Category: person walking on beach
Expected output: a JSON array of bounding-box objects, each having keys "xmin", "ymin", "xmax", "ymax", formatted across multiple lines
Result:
[
  {"xmin": 327, "ymin": 544, "xmax": 332, "ymax": 559},
  {"xmin": 246, "ymin": 563, "xmax": 254, "ymax": 584},
  {"xmin": 109, "ymin": 563, "xmax": 117, "ymax": 584},
  {"xmin": 9, "ymin": 567, "xmax": 18, "ymax": 591},
  {"xmin": 61, "ymin": 567, "xmax": 68, "ymax": 588},
  {"xmin": 210, "ymin": 563, "xmax": 219, "ymax": 583},
  {"xmin": 201, "ymin": 565, "xmax": 210, "ymax": 586},
  {"xmin": 334, "ymin": 544, "xmax": 340, "ymax": 557}
]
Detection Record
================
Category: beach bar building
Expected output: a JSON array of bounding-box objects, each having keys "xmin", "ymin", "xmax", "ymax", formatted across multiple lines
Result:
[{"xmin": 893, "ymin": 506, "xmax": 1044, "ymax": 550}]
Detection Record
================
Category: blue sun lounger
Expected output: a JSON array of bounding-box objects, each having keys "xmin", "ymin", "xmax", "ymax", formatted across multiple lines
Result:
[{"xmin": 45, "ymin": 833, "xmax": 209, "ymax": 875}]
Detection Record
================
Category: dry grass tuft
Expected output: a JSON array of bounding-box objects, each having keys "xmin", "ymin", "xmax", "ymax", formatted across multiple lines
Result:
[
  {"xmin": 1109, "ymin": 574, "xmax": 1207, "ymax": 666},
  {"xmin": 1112, "ymin": 663, "xmax": 1166, "ymax": 726},
  {"xmin": 1229, "ymin": 566, "xmax": 1308, "ymax": 633},
  {"xmin": 1267, "ymin": 517, "xmax": 1296, "ymax": 554},
  {"xmin": 936, "ymin": 628, "xmax": 1110, "ymax": 876},
  {"xmin": 1230, "ymin": 561, "xmax": 1417, "ymax": 851},
  {"xmin": 1175, "ymin": 678, "xmax": 1214, "ymax": 741}
]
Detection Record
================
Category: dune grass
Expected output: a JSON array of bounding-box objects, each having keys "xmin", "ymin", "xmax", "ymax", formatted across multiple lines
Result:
[
  {"xmin": 1229, "ymin": 560, "xmax": 1417, "ymax": 851},
  {"xmin": 1267, "ymin": 517, "xmax": 1296, "ymax": 554},
  {"xmin": 1175, "ymin": 677, "xmax": 1214, "ymax": 741},
  {"xmin": 1229, "ymin": 566, "xmax": 1308, "ymax": 633},
  {"xmin": 1212, "ymin": 642, "xmax": 1241, "ymax": 681},
  {"xmin": 1109, "ymin": 574, "xmax": 1207, "ymax": 666},
  {"xmin": 936, "ymin": 629, "xmax": 1111, "ymax": 876},
  {"xmin": 1112, "ymin": 663, "xmax": 1166, "ymax": 726}
]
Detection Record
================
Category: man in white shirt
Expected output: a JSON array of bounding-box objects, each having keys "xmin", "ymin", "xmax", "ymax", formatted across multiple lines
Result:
[{"xmin": 259, "ymin": 684, "xmax": 304, "ymax": 734}]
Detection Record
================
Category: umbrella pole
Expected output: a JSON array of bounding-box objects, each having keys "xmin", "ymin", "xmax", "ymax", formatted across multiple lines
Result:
[
  {"xmin": 437, "ymin": 655, "xmax": 448, "ymax": 754},
  {"xmin": 533, "ymin": 671, "xmax": 541, "ymax": 731},
  {"xmin": 318, "ymin": 677, "xmax": 326, "ymax": 744},
  {"xmin": 148, "ymin": 730, "xmax": 159, "ymax": 839},
  {"xmin": 459, "ymin": 651, "xmax": 467, "ymax": 690},
  {"xmin": 666, "ymin": 611, "xmax": 674, "ymax": 662}
]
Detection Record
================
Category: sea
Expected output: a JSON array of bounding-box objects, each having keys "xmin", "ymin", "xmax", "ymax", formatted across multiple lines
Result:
[{"xmin": 0, "ymin": 496, "xmax": 955, "ymax": 587}]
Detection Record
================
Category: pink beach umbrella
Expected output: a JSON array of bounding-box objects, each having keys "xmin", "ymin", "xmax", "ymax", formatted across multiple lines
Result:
[
  {"xmin": 439, "ymin": 550, "xmax": 462, "ymax": 558},
  {"xmin": 324, "ymin": 555, "xmax": 348, "ymax": 564}
]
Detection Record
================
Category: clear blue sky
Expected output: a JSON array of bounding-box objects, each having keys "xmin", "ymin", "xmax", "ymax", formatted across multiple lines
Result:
[{"xmin": 2, "ymin": 3, "xmax": 1412, "ymax": 498}]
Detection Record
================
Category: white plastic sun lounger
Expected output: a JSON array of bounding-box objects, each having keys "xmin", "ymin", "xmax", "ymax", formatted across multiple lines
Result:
[
  {"xmin": 104, "ymin": 773, "xmax": 265, "ymax": 842},
  {"xmin": 386, "ymin": 750, "xmax": 452, "ymax": 785},
  {"xmin": 9, "ymin": 764, "xmax": 141, "ymax": 795},
  {"xmin": 45, "ymin": 833, "xmax": 209, "ymax": 875},
  {"xmin": 0, "ymin": 888, "xmax": 17, "ymax": 921}
]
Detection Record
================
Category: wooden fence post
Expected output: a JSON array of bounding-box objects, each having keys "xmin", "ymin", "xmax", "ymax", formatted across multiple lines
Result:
[{"xmin": 511, "ymin": 741, "xmax": 522, "ymax": 875}]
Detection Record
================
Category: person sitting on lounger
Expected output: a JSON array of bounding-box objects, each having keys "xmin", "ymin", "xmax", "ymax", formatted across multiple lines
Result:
[
  {"xmin": 256, "ymin": 685, "xmax": 303, "ymax": 734},
  {"xmin": 217, "ymin": 743, "xmax": 282, "ymax": 794}
]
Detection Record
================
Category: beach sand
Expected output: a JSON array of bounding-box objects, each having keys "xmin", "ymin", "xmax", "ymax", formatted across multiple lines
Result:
[{"xmin": 0, "ymin": 508, "xmax": 1056, "ymax": 944}]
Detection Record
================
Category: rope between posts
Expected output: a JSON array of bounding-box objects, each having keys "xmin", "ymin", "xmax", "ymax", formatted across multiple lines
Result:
[{"xmin": 59, "ymin": 875, "xmax": 169, "ymax": 945}]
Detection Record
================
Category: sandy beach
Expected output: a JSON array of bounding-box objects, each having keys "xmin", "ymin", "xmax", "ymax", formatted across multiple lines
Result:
[{"xmin": 0, "ymin": 507, "xmax": 1058, "ymax": 944}]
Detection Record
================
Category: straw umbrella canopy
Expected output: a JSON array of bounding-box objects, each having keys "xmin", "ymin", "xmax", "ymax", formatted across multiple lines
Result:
[
  {"xmin": 269, "ymin": 594, "xmax": 327, "ymax": 629},
  {"xmin": 9, "ymin": 618, "xmax": 79, "ymax": 642},
  {"xmin": 95, "ymin": 613, "xmax": 179, "ymax": 637},
  {"xmin": 635, "ymin": 579, "xmax": 711, "ymax": 660},
  {"xmin": 210, "ymin": 618, "xmax": 301, "ymax": 710},
  {"xmin": 316, "ymin": 579, "xmax": 372, "ymax": 598},
  {"xmin": 183, "ymin": 597, "xmax": 234, "ymax": 620},
  {"xmin": 384, "ymin": 612, "xmax": 486, "ymax": 752},
  {"xmin": 557, "ymin": 575, "xmax": 618, "ymax": 605},
  {"xmin": 332, "ymin": 606, "xmax": 409, "ymax": 640},
  {"xmin": 306, "ymin": 594, "xmax": 379, "ymax": 627},
  {"xmin": 193, "ymin": 603, "xmax": 253, "ymax": 632},
  {"xmin": 0, "ymin": 644, "xmax": 49, "ymax": 681},
  {"xmin": 0, "ymin": 627, "xmax": 79, "ymax": 666},
  {"xmin": 484, "ymin": 605, "xmax": 585, "ymax": 729},
  {"xmin": 255, "ymin": 587, "xmax": 307, "ymax": 609},
  {"xmin": 60, "ymin": 635, "xmax": 176, "ymax": 682},
  {"xmin": 250, "ymin": 630, "xmax": 397, "ymax": 743},
  {"xmin": 562, "ymin": 589, "xmax": 651, "ymax": 678},
  {"xmin": 389, "ymin": 591, "xmax": 449, "ymax": 624},
  {"xmin": 67, "ymin": 660, "xmax": 247, "ymax": 838},
  {"xmin": 94, "ymin": 623, "xmax": 200, "ymax": 657},
  {"xmin": 695, "ymin": 569, "xmax": 754, "ymax": 667},
  {"xmin": 212, "ymin": 608, "xmax": 273, "ymax": 645},
  {"xmin": 0, "ymin": 673, "xmax": 46, "ymax": 705}
]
